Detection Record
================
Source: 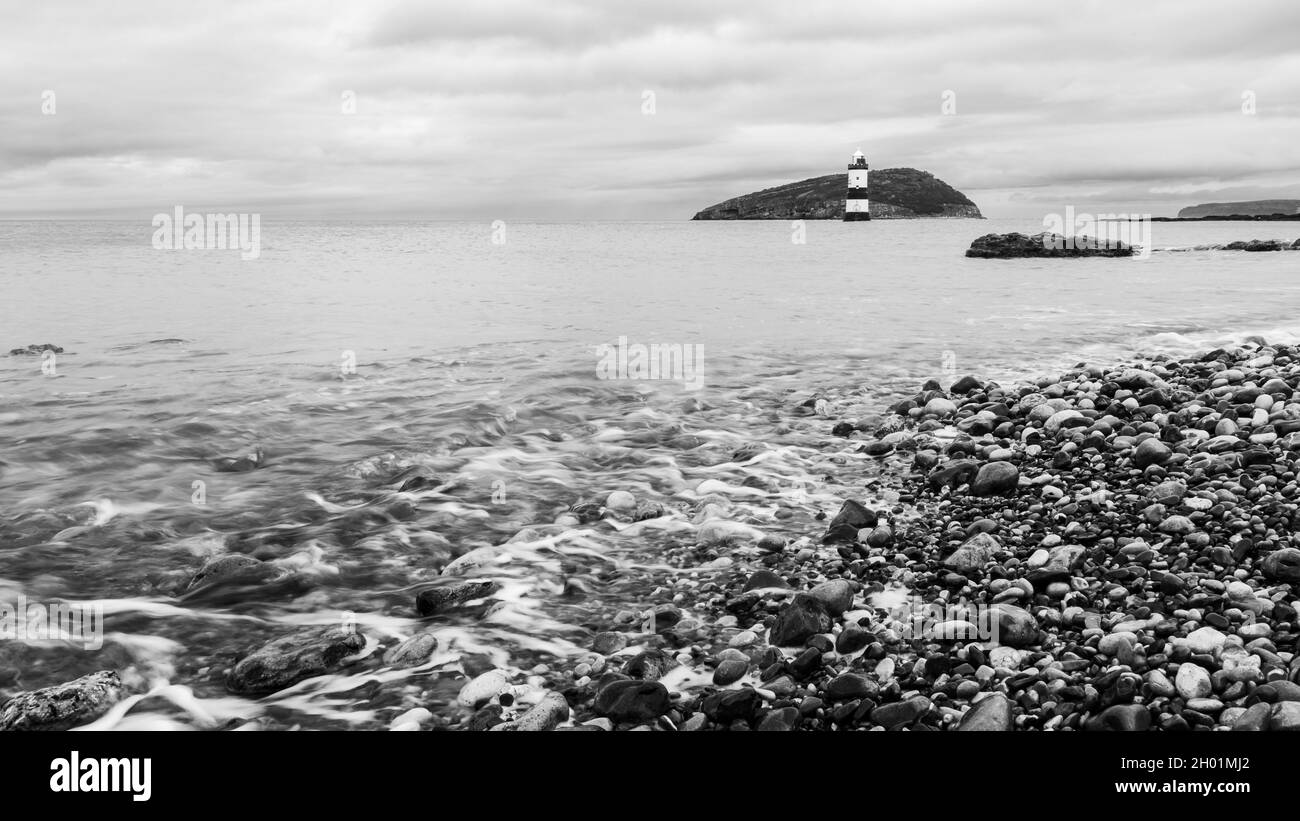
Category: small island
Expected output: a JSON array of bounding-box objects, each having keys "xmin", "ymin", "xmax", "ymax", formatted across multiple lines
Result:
[{"xmin": 692, "ymin": 167, "xmax": 983, "ymax": 220}]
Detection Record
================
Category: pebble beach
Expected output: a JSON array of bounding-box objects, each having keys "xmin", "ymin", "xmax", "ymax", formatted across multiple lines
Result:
[{"xmin": 507, "ymin": 339, "xmax": 1300, "ymax": 732}]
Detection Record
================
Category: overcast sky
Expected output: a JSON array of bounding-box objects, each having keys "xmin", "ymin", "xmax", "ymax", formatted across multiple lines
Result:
[{"xmin": 2, "ymin": 0, "xmax": 1298, "ymax": 219}]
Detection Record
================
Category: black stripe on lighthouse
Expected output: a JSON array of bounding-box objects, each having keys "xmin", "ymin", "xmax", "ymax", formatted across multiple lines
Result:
[{"xmin": 843, "ymin": 148, "xmax": 871, "ymax": 221}]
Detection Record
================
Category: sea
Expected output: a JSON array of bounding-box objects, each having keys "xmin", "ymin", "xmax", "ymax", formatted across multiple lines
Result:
[{"xmin": 2, "ymin": 217, "xmax": 1299, "ymax": 729}]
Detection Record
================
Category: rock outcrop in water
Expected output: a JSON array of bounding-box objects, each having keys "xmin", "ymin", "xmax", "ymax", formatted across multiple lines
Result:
[
  {"xmin": 7, "ymin": 343, "xmax": 63, "ymax": 356},
  {"xmin": 1221, "ymin": 239, "xmax": 1300, "ymax": 251},
  {"xmin": 1160, "ymin": 238, "xmax": 1300, "ymax": 252},
  {"xmin": 692, "ymin": 168, "xmax": 982, "ymax": 220},
  {"xmin": 966, "ymin": 232, "xmax": 1135, "ymax": 258}
]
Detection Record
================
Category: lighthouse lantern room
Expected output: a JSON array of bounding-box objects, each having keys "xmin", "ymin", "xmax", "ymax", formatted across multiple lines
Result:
[{"xmin": 844, "ymin": 149, "xmax": 870, "ymax": 221}]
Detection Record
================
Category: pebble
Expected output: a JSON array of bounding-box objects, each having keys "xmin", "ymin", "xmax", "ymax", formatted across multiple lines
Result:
[
  {"xmin": 943, "ymin": 532, "xmax": 999, "ymax": 575},
  {"xmin": 1269, "ymin": 702, "xmax": 1300, "ymax": 731},
  {"xmin": 971, "ymin": 462, "xmax": 1019, "ymax": 496},
  {"xmin": 957, "ymin": 693, "xmax": 1013, "ymax": 731},
  {"xmin": 592, "ymin": 631, "xmax": 628, "ymax": 655},
  {"xmin": 1145, "ymin": 669, "xmax": 1176, "ymax": 697},
  {"xmin": 825, "ymin": 673, "xmax": 875, "ymax": 701},
  {"xmin": 728, "ymin": 630, "xmax": 759, "ymax": 648},
  {"xmin": 871, "ymin": 696, "xmax": 931, "ymax": 729},
  {"xmin": 457, "ymin": 669, "xmax": 513, "ymax": 708},
  {"xmin": 383, "ymin": 631, "xmax": 439, "ymax": 668},
  {"xmin": 713, "ymin": 658, "xmax": 749, "ymax": 686},
  {"xmin": 1182, "ymin": 626, "xmax": 1227, "ymax": 655},
  {"xmin": 989, "ymin": 646, "xmax": 1023, "ymax": 670},
  {"xmin": 807, "ymin": 579, "xmax": 855, "ymax": 616},
  {"xmin": 1174, "ymin": 663, "xmax": 1212, "ymax": 699},
  {"xmin": 513, "ymin": 692, "xmax": 571, "ymax": 731},
  {"xmin": 594, "ymin": 680, "xmax": 670, "ymax": 723},
  {"xmin": 927, "ymin": 620, "xmax": 980, "ymax": 640},
  {"xmin": 768, "ymin": 594, "xmax": 832, "ymax": 646}
]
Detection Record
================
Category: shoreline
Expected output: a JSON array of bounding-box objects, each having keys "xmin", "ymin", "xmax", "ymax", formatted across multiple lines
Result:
[{"xmin": 521, "ymin": 338, "xmax": 1300, "ymax": 731}]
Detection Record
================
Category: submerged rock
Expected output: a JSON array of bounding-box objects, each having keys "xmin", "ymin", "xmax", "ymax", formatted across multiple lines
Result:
[
  {"xmin": 226, "ymin": 626, "xmax": 366, "ymax": 695},
  {"xmin": 186, "ymin": 553, "xmax": 266, "ymax": 589},
  {"xmin": 179, "ymin": 551, "xmax": 323, "ymax": 606},
  {"xmin": 415, "ymin": 581, "xmax": 499, "ymax": 616},
  {"xmin": 0, "ymin": 671, "xmax": 122, "ymax": 731},
  {"xmin": 211, "ymin": 446, "xmax": 265, "ymax": 473},
  {"xmin": 383, "ymin": 630, "xmax": 440, "ymax": 668}
]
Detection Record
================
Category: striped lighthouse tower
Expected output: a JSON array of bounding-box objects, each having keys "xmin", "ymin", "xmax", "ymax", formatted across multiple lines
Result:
[{"xmin": 844, "ymin": 148, "xmax": 870, "ymax": 221}]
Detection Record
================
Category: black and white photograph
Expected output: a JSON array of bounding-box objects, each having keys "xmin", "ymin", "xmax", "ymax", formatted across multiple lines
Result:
[{"xmin": 2, "ymin": 0, "xmax": 1299, "ymax": 802}]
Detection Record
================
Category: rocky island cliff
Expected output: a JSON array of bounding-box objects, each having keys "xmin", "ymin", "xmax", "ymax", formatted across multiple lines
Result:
[{"xmin": 692, "ymin": 167, "xmax": 983, "ymax": 220}]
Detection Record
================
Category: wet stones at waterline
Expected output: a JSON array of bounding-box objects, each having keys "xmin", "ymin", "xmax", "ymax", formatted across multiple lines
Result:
[
  {"xmin": 226, "ymin": 626, "xmax": 367, "ymax": 695},
  {"xmin": 542, "ymin": 341, "xmax": 1300, "ymax": 731},
  {"xmin": 415, "ymin": 580, "xmax": 500, "ymax": 616},
  {"xmin": 822, "ymin": 499, "xmax": 877, "ymax": 543},
  {"xmin": 0, "ymin": 671, "xmax": 123, "ymax": 731},
  {"xmin": 383, "ymin": 630, "xmax": 440, "ymax": 669},
  {"xmin": 767, "ymin": 594, "xmax": 833, "ymax": 647},
  {"xmin": 594, "ymin": 680, "xmax": 670, "ymax": 723}
]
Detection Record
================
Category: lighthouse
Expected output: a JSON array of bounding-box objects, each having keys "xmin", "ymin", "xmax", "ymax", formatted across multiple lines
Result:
[{"xmin": 844, "ymin": 149, "xmax": 870, "ymax": 221}]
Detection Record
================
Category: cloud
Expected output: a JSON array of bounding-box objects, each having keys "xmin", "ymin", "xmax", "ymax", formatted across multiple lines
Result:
[{"xmin": 0, "ymin": 0, "xmax": 1297, "ymax": 218}]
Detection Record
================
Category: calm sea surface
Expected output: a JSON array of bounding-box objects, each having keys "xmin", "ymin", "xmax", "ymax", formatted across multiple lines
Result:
[{"xmin": 2, "ymin": 218, "xmax": 1299, "ymax": 728}]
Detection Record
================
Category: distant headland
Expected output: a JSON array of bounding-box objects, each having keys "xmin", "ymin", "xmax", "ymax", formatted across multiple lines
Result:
[
  {"xmin": 692, "ymin": 167, "xmax": 983, "ymax": 220},
  {"xmin": 1144, "ymin": 199, "xmax": 1300, "ymax": 222}
]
